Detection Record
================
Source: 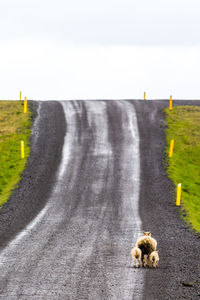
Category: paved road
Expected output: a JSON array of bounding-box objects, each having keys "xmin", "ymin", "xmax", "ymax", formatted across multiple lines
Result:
[{"xmin": 0, "ymin": 101, "xmax": 144, "ymax": 299}]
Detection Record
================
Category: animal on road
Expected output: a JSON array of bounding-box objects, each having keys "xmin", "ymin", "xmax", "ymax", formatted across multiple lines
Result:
[
  {"xmin": 131, "ymin": 246, "xmax": 142, "ymax": 268},
  {"xmin": 149, "ymin": 250, "xmax": 159, "ymax": 268},
  {"xmin": 136, "ymin": 232, "xmax": 157, "ymax": 267}
]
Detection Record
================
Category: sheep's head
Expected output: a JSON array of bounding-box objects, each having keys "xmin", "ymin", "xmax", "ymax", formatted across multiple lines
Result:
[{"xmin": 143, "ymin": 231, "xmax": 151, "ymax": 236}]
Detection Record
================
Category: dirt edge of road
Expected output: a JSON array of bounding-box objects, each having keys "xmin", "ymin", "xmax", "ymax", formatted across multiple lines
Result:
[
  {"xmin": 0, "ymin": 101, "xmax": 66, "ymax": 250},
  {"xmin": 133, "ymin": 100, "xmax": 200, "ymax": 300}
]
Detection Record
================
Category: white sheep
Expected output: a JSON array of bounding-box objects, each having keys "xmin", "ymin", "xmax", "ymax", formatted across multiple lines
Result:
[
  {"xmin": 136, "ymin": 232, "xmax": 157, "ymax": 267},
  {"xmin": 149, "ymin": 250, "xmax": 159, "ymax": 268},
  {"xmin": 131, "ymin": 246, "xmax": 142, "ymax": 268}
]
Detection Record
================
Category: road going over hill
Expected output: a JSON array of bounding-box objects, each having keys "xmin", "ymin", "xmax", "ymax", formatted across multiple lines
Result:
[{"xmin": 0, "ymin": 101, "xmax": 144, "ymax": 299}]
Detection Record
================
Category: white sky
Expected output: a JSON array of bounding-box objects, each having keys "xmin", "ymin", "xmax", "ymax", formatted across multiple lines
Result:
[{"xmin": 0, "ymin": 0, "xmax": 200, "ymax": 100}]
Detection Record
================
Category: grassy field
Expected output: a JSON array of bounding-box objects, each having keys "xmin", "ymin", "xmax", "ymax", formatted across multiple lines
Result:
[
  {"xmin": 165, "ymin": 106, "xmax": 200, "ymax": 233},
  {"xmin": 0, "ymin": 101, "xmax": 32, "ymax": 206}
]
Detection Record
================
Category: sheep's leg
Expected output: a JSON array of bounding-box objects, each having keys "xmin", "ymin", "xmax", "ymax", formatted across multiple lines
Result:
[
  {"xmin": 142, "ymin": 255, "xmax": 145, "ymax": 267},
  {"xmin": 133, "ymin": 257, "xmax": 136, "ymax": 268},
  {"xmin": 154, "ymin": 261, "xmax": 158, "ymax": 268},
  {"xmin": 146, "ymin": 256, "xmax": 150, "ymax": 267},
  {"xmin": 137, "ymin": 258, "xmax": 141, "ymax": 268}
]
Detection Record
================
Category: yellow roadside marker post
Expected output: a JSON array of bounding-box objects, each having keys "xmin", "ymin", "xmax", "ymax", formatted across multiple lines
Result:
[
  {"xmin": 20, "ymin": 91, "xmax": 22, "ymax": 101},
  {"xmin": 144, "ymin": 92, "xmax": 146, "ymax": 100},
  {"xmin": 21, "ymin": 141, "xmax": 24, "ymax": 158},
  {"xmin": 169, "ymin": 95, "xmax": 173, "ymax": 110},
  {"xmin": 176, "ymin": 183, "xmax": 182, "ymax": 206},
  {"xmin": 24, "ymin": 97, "xmax": 27, "ymax": 113},
  {"xmin": 169, "ymin": 139, "xmax": 174, "ymax": 158}
]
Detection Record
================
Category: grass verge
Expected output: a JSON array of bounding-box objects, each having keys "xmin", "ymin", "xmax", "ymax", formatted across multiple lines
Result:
[
  {"xmin": 0, "ymin": 101, "xmax": 32, "ymax": 206},
  {"xmin": 165, "ymin": 106, "xmax": 200, "ymax": 233}
]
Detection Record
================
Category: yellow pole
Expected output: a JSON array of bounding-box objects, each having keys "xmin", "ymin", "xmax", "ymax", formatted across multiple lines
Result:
[
  {"xmin": 20, "ymin": 91, "xmax": 22, "ymax": 101},
  {"xmin": 21, "ymin": 141, "xmax": 24, "ymax": 158},
  {"xmin": 144, "ymin": 92, "xmax": 146, "ymax": 100},
  {"xmin": 169, "ymin": 95, "xmax": 173, "ymax": 110},
  {"xmin": 24, "ymin": 97, "xmax": 27, "ymax": 113},
  {"xmin": 176, "ymin": 183, "xmax": 181, "ymax": 206},
  {"xmin": 169, "ymin": 139, "xmax": 174, "ymax": 157}
]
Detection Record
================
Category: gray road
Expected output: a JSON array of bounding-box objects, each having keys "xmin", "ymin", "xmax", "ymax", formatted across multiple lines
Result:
[
  {"xmin": 0, "ymin": 101, "xmax": 144, "ymax": 299},
  {"xmin": 134, "ymin": 100, "xmax": 200, "ymax": 300}
]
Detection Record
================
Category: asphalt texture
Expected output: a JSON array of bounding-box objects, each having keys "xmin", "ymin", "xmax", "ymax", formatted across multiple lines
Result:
[
  {"xmin": 134, "ymin": 100, "xmax": 200, "ymax": 300},
  {"xmin": 0, "ymin": 100, "xmax": 199, "ymax": 300},
  {"xmin": 0, "ymin": 101, "xmax": 66, "ymax": 248},
  {"xmin": 0, "ymin": 100, "xmax": 143, "ymax": 299}
]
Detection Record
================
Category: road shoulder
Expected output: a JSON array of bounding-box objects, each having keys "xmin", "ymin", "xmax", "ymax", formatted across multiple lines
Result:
[
  {"xmin": 0, "ymin": 101, "xmax": 66, "ymax": 250},
  {"xmin": 133, "ymin": 100, "xmax": 200, "ymax": 300}
]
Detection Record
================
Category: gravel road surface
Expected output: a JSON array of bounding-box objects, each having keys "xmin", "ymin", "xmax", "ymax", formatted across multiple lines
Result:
[
  {"xmin": 0, "ymin": 100, "xmax": 199, "ymax": 300},
  {"xmin": 134, "ymin": 100, "xmax": 200, "ymax": 300},
  {"xmin": 0, "ymin": 100, "xmax": 144, "ymax": 299},
  {"xmin": 0, "ymin": 101, "xmax": 66, "ymax": 249}
]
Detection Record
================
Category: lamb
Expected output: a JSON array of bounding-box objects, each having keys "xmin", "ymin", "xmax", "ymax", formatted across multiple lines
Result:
[
  {"xmin": 149, "ymin": 250, "xmax": 159, "ymax": 268},
  {"xmin": 136, "ymin": 232, "xmax": 157, "ymax": 267},
  {"xmin": 131, "ymin": 246, "xmax": 142, "ymax": 268}
]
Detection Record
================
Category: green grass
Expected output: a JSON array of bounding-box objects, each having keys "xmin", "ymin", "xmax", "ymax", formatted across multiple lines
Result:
[
  {"xmin": 165, "ymin": 106, "xmax": 200, "ymax": 233},
  {"xmin": 0, "ymin": 101, "xmax": 32, "ymax": 206}
]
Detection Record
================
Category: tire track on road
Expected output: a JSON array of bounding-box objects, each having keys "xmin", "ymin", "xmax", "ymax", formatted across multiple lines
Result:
[{"xmin": 0, "ymin": 100, "xmax": 143, "ymax": 299}]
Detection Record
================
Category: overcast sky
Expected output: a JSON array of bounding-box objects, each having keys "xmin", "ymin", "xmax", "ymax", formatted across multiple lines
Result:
[{"xmin": 1, "ymin": 0, "xmax": 200, "ymax": 99}]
